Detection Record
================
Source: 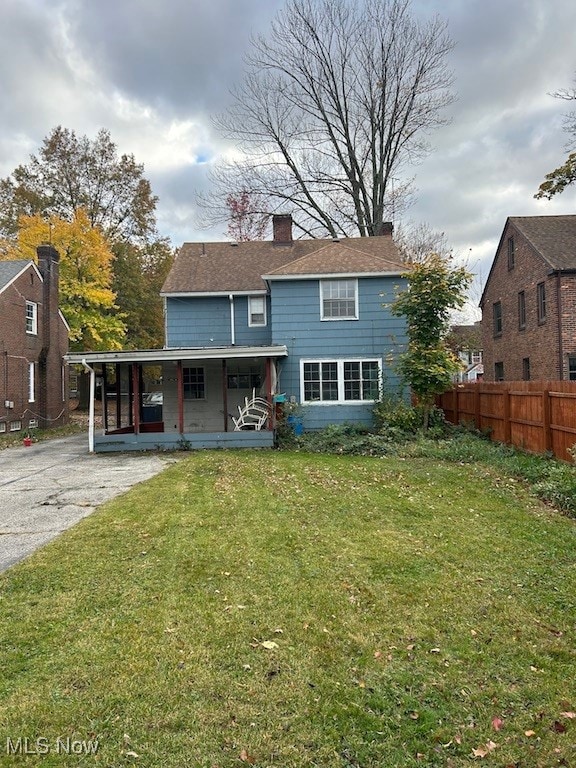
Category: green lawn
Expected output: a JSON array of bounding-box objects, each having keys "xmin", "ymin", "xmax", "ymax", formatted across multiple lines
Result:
[{"xmin": 0, "ymin": 451, "xmax": 575, "ymax": 767}]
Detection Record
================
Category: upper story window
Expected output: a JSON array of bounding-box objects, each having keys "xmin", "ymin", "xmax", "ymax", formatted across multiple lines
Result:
[
  {"xmin": 248, "ymin": 296, "xmax": 266, "ymax": 327},
  {"xmin": 569, "ymin": 356, "xmax": 576, "ymax": 381},
  {"xmin": 26, "ymin": 301, "xmax": 37, "ymax": 335},
  {"xmin": 493, "ymin": 301, "xmax": 502, "ymax": 336},
  {"xmin": 507, "ymin": 237, "xmax": 515, "ymax": 270},
  {"xmin": 320, "ymin": 279, "xmax": 358, "ymax": 320},
  {"xmin": 183, "ymin": 367, "xmax": 205, "ymax": 400},
  {"xmin": 518, "ymin": 290, "xmax": 526, "ymax": 330},
  {"xmin": 537, "ymin": 282, "xmax": 546, "ymax": 323}
]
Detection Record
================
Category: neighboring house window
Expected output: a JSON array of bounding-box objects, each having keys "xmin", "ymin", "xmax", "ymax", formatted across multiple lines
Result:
[
  {"xmin": 28, "ymin": 362, "xmax": 35, "ymax": 403},
  {"xmin": 537, "ymin": 282, "xmax": 546, "ymax": 322},
  {"xmin": 507, "ymin": 237, "xmax": 515, "ymax": 270},
  {"xmin": 248, "ymin": 296, "xmax": 266, "ymax": 327},
  {"xmin": 0, "ymin": 422, "xmax": 6, "ymax": 433},
  {"xmin": 320, "ymin": 279, "xmax": 358, "ymax": 320},
  {"xmin": 26, "ymin": 301, "xmax": 37, "ymax": 335},
  {"xmin": 472, "ymin": 351, "xmax": 483, "ymax": 364},
  {"xmin": 568, "ymin": 356, "xmax": 576, "ymax": 381},
  {"xmin": 301, "ymin": 359, "xmax": 380, "ymax": 403},
  {"xmin": 522, "ymin": 357, "xmax": 531, "ymax": 381},
  {"xmin": 493, "ymin": 301, "xmax": 502, "ymax": 336},
  {"xmin": 518, "ymin": 290, "xmax": 526, "ymax": 330},
  {"xmin": 494, "ymin": 362, "xmax": 504, "ymax": 381},
  {"xmin": 183, "ymin": 367, "xmax": 205, "ymax": 399},
  {"xmin": 10, "ymin": 420, "xmax": 22, "ymax": 432}
]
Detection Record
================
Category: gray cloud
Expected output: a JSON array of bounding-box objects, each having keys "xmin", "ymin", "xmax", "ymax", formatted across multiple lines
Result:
[{"xmin": 1, "ymin": 0, "xmax": 575, "ymax": 310}]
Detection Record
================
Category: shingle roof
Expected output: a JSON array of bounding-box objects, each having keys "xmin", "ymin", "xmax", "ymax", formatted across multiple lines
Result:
[
  {"xmin": 0, "ymin": 260, "xmax": 32, "ymax": 291},
  {"xmin": 509, "ymin": 215, "xmax": 576, "ymax": 271},
  {"xmin": 161, "ymin": 235, "xmax": 405, "ymax": 294}
]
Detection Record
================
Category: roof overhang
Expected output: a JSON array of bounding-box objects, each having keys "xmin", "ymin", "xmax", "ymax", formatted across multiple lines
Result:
[
  {"xmin": 261, "ymin": 271, "xmax": 404, "ymax": 280},
  {"xmin": 65, "ymin": 345, "xmax": 288, "ymax": 366},
  {"xmin": 161, "ymin": 290, "xmax": 267, "ymax": 298}
]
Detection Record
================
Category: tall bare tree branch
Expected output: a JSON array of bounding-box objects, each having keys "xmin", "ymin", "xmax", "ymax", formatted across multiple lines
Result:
[{"xmin": 199, "ymin": 0, "xmax": 454, "ymax": 238}]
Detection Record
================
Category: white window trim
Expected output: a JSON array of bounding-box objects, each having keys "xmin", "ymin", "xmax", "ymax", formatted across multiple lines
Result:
[
  {"xmin": 26, "ymin": 301, "xmax": 38, "ymax": 335},
  {"xmin": 299, "ymin": 358, "xmax": 381, "ymax": 404},
  {"xmin": 248, "ymin": 295, "xmax": 267, "ymax": 327},
  {"xmin": 320, "ymin": 279, "xmax": 358, "ymax": 321},
  {"xmin": 28, "ymin": 362, "xmax": 35, "ymax": 403}
]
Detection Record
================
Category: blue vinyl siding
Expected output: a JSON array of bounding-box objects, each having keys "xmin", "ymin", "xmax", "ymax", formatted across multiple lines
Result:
[
  {"xmin": 165, "ymin": 296, "xmax": 272, "ymax": 347},
  {"xmin": 270, "ymin": 276, "xmax": 408, "ymax": 429},
  {"xmin": 166, "ymin": 296, "xmax": 231, "ymax": 347},
  {"xmin": 233, "ymin": 296, "xmax": 272, "ymax": 346}
]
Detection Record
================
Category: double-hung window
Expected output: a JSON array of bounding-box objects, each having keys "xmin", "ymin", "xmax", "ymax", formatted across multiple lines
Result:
[
  {"xmin": 320, "ymin": 279, "xmax": 358, "ymax": 320},
  {"xmin": 248, "ymin": 296, "xmax": 266, "ymax": 327},
  {"xmin": 26, "ymin": 301, "xmax": 37, "ymax": 335},
  {"xmin": 518, "ymin": 291, "xmax": 526, "ymax": 330},
  {"xmin": 301, "ymin": 359, "xmax": 380, "ymax": 403}
]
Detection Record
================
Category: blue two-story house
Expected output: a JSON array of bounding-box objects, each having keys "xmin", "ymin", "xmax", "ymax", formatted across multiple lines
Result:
[{"xmin": 66, "ymin": 215, "xmax": 408, "ymax": 452}]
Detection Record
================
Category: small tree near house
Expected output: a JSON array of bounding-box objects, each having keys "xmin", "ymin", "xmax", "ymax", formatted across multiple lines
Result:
[{"xmin": 390, "ymin": 254, "xmax": 472, "ymax": 429}]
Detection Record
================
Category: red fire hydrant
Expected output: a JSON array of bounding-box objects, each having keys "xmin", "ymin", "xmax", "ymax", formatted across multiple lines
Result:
[{"xmin": 23, "ymin": 436, "xmax": 32, "ymax": 447}]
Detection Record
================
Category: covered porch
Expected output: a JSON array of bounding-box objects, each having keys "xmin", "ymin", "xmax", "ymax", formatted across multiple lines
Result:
[{"xmin": 65, "ymin": 345, "xmax": 288, "ymax": 453}]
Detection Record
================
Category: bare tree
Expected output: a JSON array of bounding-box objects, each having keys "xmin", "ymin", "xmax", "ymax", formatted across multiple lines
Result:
[
  {"xmin": 394, "ymin": 220, "xmax": 451, "ymax": 263},
  {"xmin": 226, "ymin": 190, "xmax": 270, "ymax": 241},
  {"xmin": 200, "ymin": 0, "xmax": 454, "ymax": 238}
]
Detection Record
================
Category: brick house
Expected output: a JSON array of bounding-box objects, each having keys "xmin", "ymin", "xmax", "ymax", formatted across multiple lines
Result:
[
  {"xmin": 480, "ymin": 215, "xmax": 576, "ymax": 381},
  {"xmin": 0, "ymin": 245, "xmax": 69, "ymax": 433}
]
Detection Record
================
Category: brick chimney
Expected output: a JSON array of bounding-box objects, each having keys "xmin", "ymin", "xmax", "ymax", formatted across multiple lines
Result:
[
  {"xmin": 272, "ymin": 214, "xmax": 293, "ymax": 244},
  {"xmin": 37, "ymin": 244, "xmax": 60, "ymax": 350},
  {"xmin": 36, "ymin": 244, "xmax": 61, "ymax": 427}
]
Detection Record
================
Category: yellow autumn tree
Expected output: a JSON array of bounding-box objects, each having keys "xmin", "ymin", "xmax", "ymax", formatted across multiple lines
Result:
[{"xmin": 1, "ymin": 209, "xmax": 126, "ymax": 350}]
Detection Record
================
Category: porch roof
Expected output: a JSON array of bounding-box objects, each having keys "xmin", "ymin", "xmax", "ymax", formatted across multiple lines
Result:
[{"xmin": 65, "ymin": 345, "xmax": 288, "ymax": 366}]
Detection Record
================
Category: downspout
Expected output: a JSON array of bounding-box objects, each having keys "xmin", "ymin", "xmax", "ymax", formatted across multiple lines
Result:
[
  {"xmin": 81, "ymin": 359, "xmax": 95, "ymax": 453},
  {"xmin": 229, "ymin": 294, "xmax": 235, "ymax": 345}
]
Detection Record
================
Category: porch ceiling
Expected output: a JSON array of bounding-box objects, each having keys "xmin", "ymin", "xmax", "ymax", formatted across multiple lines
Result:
[{"xmin": 65, "ymin": 345, "xmax": 288, "ymax": 365}]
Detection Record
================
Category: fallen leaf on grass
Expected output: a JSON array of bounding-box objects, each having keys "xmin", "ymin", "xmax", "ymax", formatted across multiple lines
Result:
[
  {"xmin": 492, "ymin": 716, "xmax": 504, "ymax": 731},
  {"xmin": 239, "ymin": 748, "xmax": 256, "ymax": 764},
  {"xmin": 524, "ymin": 730, "xmax": 536, "ymax": 737},
  {"xmin": 552, "ymin": 721, "xmax": 567, "ymax": 733},
  {"xmin": 560, "ymin": 711, "xmax": 576, "ymax": 719},
  {"xmin": 471, "ymin": 740, "xmax": 498, "ymax": 758},
  {"xmin": 260, "ymin": 640, "xmax": 279, "ymax": 650}
]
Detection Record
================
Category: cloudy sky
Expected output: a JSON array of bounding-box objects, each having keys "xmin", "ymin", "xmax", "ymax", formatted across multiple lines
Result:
[{"xmin": 1, "ymin": 0, "xmax": 576, "ymax": 316}]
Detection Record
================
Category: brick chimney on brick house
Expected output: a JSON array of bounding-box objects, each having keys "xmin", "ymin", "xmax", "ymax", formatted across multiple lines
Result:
[
  {"xmin": 36, "ymin": 244, "xmax": 62, "ymax": 427},
  {"xmin": 272, "ymin": 214, "xmax": 293, "ymax": 244}
]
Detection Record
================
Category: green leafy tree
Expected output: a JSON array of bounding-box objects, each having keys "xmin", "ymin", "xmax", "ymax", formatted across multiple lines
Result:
[
  {"xmin": 0, "ymin": 126, "xmax": 158, "ymax": 243},
  {"xmin": 391, "ymin": 254, "xmax": 471, "ymax": 428},
  {"xmin": 113, "ymin": 239, "xmax": 174, "ymax": 349},
  {"xmin": 0, "ymin": 126, "xmax": 172, "ymax": 347}
]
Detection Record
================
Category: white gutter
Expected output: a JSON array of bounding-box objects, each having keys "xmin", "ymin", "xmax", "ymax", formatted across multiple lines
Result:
[
  {"xmin": 81, "ymin": 358, "xmax": 95, "ymax": 453},
  {"xmin": 229, "ymin": 294, "xmax": 235, "ymax": 345}
]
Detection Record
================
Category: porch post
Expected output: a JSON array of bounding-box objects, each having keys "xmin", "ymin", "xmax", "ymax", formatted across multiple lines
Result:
[
  {"xmin": 177, "ymin": 360, "xmax": 184, "ymax": 434},
  {"xmin": 115, "ymin": 364, "xmax": 122, "ymax": 429},
  {"xmin": 265, "ymin": 357, "xmax": 273, "ymax": 430},
  {"xmin": 222, "ymin": 359, "xmax": 228, "ymax": 431},
  {"xmin": 132, "ymin": 363, "xmax": 140, "ymax": 434},
  {"xmin": 102, "ymin": 364, "xmax": 109, "ymax": 432}
]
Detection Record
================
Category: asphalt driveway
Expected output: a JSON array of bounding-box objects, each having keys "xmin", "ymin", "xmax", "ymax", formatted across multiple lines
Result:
[{"xmin": 0, "ymin": 434, "xmax": 177, "ymax": 572}]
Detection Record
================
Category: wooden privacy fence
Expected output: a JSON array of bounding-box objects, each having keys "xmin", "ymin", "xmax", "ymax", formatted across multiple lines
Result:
[{"xmin": 437, "ymin": 381, "xmax": 576, "ymax": 462}]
